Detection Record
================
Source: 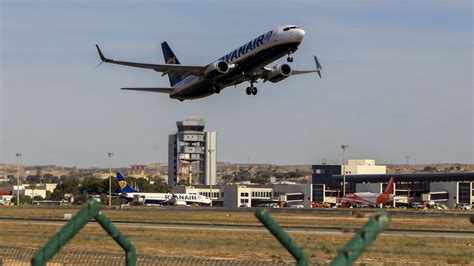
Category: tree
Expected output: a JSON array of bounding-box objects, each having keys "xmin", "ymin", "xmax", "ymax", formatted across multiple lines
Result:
[
  {"xmin": 423, "ymin": 166, "xmax": 437, "ymax": 172},
  {"xmin": 11, "ymin": 194, "xmax": 32, "ymax": 205},
  {"xmin": 33, "ymin": 195, "xmax": 44, "ymax": 201},
  {"xmin": 81, "ymin": 177, "xmax": 106, "ymax": 195},
  {"xmin": 74, "ymin": 194, "xmax": 88, "ymax": 205},
  {"xmin": 26, "ymin": 175, "xmax": 40, "ymax": 183},
  {"xmin": 50, "ymin": 189, "xmax": 65, "ymax": 201},
  {"xmin": 102, "ymin": 177, "xmax": 120, "ymax": 194},
  {"xmin": 43, "ymin": 173, "xmax": 59, "ymax": 183},
  {"xmin": 151, "ymin": 179, "xmax": 171, "ymax": 193}
]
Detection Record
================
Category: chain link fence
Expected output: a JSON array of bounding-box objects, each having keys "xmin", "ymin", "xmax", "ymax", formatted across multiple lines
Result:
[{"xmin": 0, "ymin": 244, "xmax": 293, "ymax": 265}]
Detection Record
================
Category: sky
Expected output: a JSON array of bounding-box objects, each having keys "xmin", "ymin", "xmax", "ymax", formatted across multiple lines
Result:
[{"xmin": 1, "ymin": 0, "xmax": 472, "ymax": 168}]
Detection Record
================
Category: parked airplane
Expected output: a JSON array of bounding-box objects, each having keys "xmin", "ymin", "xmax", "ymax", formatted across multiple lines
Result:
[
  {"xmin": 95, "ymin": 25, "xmax": 322, "ymax": 101},
  {"xmin": 116, "ymin": 173, "xmax": 211, "ymax": 206},
  {"xmin": 339, "ymin": 177, "xmax": 395, "ymax": 206}
]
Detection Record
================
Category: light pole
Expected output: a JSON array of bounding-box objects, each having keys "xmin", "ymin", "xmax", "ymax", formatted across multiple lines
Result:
[
  {"xmin": 208, "ymin": 148, "xmax": 214, "ymax": 207},
  {"xmin": 108, "ymin": 152, "xmax": 113, "ymax": 207},
  {"xmin": 16, "ymin": 153, "xmax": 22, "ymax": 206},
  {"xmin": 341, "ymin": 145, "xmax": 349, "ymax": 196}
]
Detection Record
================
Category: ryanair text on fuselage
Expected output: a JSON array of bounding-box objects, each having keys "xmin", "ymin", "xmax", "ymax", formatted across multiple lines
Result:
[{"xmin": 95, "ymin": 25, "xmax": 322, "ymax": 101}]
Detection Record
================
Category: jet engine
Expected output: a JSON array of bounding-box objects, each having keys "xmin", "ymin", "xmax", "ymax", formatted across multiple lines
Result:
[
  {"xmin": 204, "ymin": 60, "xmax": 230, "ymax": 78},
  {"xmin": 266, "ymin": 64, "xmax": 292, "ymax": 83}
]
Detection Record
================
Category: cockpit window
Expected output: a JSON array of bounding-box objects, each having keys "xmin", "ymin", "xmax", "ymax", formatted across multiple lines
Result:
[{"xmin": 283, "ymin": 26, "xmax": 299, "ymax": 31}]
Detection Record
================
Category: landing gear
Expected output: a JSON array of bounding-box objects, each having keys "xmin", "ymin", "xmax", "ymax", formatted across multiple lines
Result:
[
  {"xmin": 245, "ymin": 86, "xmax": 258, "ymax": 95},
  {"xmin": 245, "ymin": 79, "xmax": 258, "ymax": 96},
  {"xmin": 287, "ymin": 52, "xmax": 294, "ymax": 63},
  {"xmin": 214, "ymin": 87, "xmax": 221, "ymax": 94}
]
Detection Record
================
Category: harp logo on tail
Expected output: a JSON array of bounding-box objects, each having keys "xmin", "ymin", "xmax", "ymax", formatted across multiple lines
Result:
[{"xmin": 119, "ymin": 180, "xmax": 127, "ymax": 190}]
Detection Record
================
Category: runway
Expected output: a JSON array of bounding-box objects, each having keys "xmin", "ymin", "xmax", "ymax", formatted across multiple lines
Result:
[{"xmin": 2, "ymin": 218, "xmax": 472, "ymax": 239}]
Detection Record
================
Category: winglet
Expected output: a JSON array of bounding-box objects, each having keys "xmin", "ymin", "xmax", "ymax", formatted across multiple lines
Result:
[
  {"xmin": 95, "ymin": 44, "xmax": 110, "ymax": 62},
  {"xmin": 314, "ymin": 55, "xmax": 322, "ymax": 78}
]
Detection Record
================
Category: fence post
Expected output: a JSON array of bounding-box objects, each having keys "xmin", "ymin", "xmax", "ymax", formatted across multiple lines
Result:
[
  {"xmin": 255, "ymin": 209, "xmax": 309, "ymax": 266},
  {"xmin": 31, "ymin": 202, "xmax": 102, "ymax": 266},
  {"xmin": 330, "ymin": 212, "xmax": 390, "ymax": 266},
  {"xmin": 95, "ymin": 213, "xmax": 136, "ymax": 266},
  {"xmin": 31, "ymin": 202, "xmax": 136, "ymax": 266}
]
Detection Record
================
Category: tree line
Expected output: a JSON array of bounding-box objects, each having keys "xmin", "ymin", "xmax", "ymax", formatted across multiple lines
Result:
[{"xmin": 10, "ymin": 175, "xmax": 171, "ymax": 205}]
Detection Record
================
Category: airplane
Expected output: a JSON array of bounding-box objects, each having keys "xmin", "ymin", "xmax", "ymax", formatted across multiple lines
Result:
[
  {"xmin": 339, "ymin": 177, "xmax": 395, "ymax": 206},
  {"xmin": 95, "ymin": 25, "xmax": 322, "ymax": 101},
  {"xmin": 116, "ymin": 173, "xmax": 211, "ymax": 206}
]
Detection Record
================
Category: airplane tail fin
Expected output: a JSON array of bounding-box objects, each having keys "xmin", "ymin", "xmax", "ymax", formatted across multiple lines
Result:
[
  {"xmin": 384, "ymin": 177, "xmax": 395, "ymax": 194},
  {"xmin": 161, "ymin": 42, "xmax": 183, "ymax": 87},
  {"xmin": 117, "ymin": 172, "xmax": 137, "ymax": 193}
]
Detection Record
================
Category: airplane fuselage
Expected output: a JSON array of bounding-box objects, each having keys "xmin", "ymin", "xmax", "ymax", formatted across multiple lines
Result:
[
  {"xmin": 343, "ymin": 192, "xmax": 394, "ymax": 206},
  {"xmin": 170, "ymin": 25, "xmax": 305, "ymax": 100},
  {"xmin": 120, "ymin": 192, "xmax": 211, "ymax": 205}
]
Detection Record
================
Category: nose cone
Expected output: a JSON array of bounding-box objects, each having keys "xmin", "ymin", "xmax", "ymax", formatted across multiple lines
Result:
[{"xmin": 293, "ymin": 28, "xmax": 305, "ymax": 42}]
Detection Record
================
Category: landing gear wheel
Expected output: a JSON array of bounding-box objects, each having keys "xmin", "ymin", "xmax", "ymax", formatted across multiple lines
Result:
[
  {"xmin": 246, "ymin": 87, "xmax": 251, "ymax": 95},
  {"xmin": 214, "ymin": 87, "xmax": 221, "ymax": 94},
  {"xmin": 287, "ymin": 52, "xmax": 294, "ymax": 63},
  {"xmin": 251, "ymin": 87, "xmax": 258, "ymax": 95}
]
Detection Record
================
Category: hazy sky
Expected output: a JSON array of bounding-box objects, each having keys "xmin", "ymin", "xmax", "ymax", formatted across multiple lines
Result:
[{"xmin": 1, "ymin": 1, "xmax": 472, "ymax": 167}]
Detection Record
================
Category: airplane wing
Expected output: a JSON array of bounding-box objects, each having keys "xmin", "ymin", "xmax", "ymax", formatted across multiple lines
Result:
[
  {"xmin": 122, "ymin": 87, "xmax": 174, "ymax": 93},
  {"xmin": 96, "ymin": 45, "xmax": 206, "ymax": 76},
  {"xmin": 291, "ymin": 56, "xmax": 322, "ymax": 78}
]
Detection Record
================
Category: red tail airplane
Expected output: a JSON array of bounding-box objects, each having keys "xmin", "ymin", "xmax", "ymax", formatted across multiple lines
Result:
[{"xmin": 340, "ymin": 177, "xmax": 395, "ymax": 206}]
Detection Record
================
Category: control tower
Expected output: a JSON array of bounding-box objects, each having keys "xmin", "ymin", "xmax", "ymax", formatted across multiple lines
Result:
[{"xmin": 168, "ymin": 118, "xmax": 217, "ymax": 186}]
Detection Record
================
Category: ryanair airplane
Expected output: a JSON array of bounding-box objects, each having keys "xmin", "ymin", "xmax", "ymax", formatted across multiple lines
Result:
[
  {"xmin": 95, "ymin": 25, "xmax": 322, "ymax": 101},
  {"xmin": 116, "ymin": 173, "xmax": 211, "ymax": 206}
]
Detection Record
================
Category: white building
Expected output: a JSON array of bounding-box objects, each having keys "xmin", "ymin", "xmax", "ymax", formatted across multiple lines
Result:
[
  {"xmin": 13, "ymin": 183, "xmax": 57, "ymax": 199},
  {"xmin": 175, "ymin": 183, "xmax": 310, "ymax": 208},
  {"xmin": 342, "ymin": 160, "xmax": 386, "ymax": 175}
]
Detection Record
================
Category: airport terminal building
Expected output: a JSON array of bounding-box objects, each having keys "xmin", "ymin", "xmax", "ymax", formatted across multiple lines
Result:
[
  {"xmin": 174, "ymin": 183, "xmax": 311, "ymax": 208},
  {"xmin": 311, "ymin": 160, "xmax": 474, "ymax": 208}
]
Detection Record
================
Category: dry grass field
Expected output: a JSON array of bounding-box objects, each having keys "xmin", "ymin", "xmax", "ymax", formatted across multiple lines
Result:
[{"xmin": 0, "ymin": 207, "xmax": 473, "ymax": 265}]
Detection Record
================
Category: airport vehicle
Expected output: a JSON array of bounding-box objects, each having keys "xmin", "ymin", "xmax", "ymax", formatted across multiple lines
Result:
[
  {"xmin": 95, "ymin": 25, "xmax": 322, "ymax": 101},
  {"xmin": 116, "ymin": 173, "xmax": 211, "ymax": 206},
  {"xmin": 455, "ymin": 203, "xmax": 472, "ymax": 210},
  {"xmin": 339, "ymin": 177, "xmax": 395, "ymax": 206},
  {"xmin": 411, "ymin": 202, "xmax": 424, "ymax": 209},
  {"xmin": 320, "ymin": 202, "xmax": 332, "ymax": 208}
]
